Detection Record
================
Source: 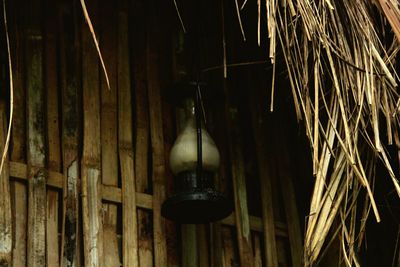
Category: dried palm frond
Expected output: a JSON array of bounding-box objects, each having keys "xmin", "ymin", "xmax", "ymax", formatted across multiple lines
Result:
[
  {"xmin": 260, "ymin": 0, "xmax": 400, "ymax": 265},
  {"xmin": 173, "ymin": 0, "xmax": 186, "ymax": 33},
  {"xmin": 79, "ymin": 0, "xmax": 110, "ymax": 89}
]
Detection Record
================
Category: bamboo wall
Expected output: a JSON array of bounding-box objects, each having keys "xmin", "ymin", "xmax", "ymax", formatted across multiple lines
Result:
[{"xmin": 0, "ymin": 0, "xmax": 305, "ymax": 266}]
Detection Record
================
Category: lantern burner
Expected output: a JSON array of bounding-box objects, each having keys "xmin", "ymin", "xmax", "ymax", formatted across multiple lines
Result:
[{"xmin": 161, "ymin": 171, "xmax": 232, "ymax": 223}]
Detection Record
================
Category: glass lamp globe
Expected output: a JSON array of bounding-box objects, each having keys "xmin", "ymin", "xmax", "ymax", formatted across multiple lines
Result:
[
  {"xmin": 169, "ymin": 99, "xmax": 220, "ymax": 176},
  {"xmin": 161, "ymin": 93, "xmax": 231, "ymax": 224}
]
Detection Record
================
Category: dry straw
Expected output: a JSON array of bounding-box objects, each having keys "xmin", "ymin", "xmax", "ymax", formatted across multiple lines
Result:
[{"xmin": 259, "ymin": 0, "xmax": 400, "ymax": 265}]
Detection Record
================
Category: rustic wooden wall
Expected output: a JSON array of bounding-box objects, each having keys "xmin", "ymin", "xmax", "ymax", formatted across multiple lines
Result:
[{"xmin": 0, "ymin": 0, "xmax": 305, "ymax": 266}]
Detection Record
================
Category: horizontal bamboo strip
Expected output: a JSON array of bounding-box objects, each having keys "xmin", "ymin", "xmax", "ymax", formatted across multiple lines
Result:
[
  {"xmin": 8, "ymin": 161, "xmax": 289, "ymax": 235},
  {"xmin": 222, "ymin": 215, "xmax": 288, "ymax": 236},
  {"xmin": 9, "ymin": 161, "xmax": 151, "ymax": 208}
]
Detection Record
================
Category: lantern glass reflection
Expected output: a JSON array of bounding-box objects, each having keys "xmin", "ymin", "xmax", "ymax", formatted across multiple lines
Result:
[
  {"xmin": 161, "ymin": 85, "xmax": 232, "ymax": 224},
  {"xmin": 170, "ymin": 99, "xmax": 220, "ymax": 175}
]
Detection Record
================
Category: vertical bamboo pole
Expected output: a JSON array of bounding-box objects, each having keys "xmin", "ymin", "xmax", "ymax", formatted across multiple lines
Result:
[
  {"xmin": 163, "ymin": 109, "xmax": 180, "ymax": 267},
  {"xmin": 0, "ymin": 102, "xmax": 12, "ymax": 265},
  {"xmin": 10, "ymin": 1, "xmax": 27, "ymax": 265},
  {"xmin": 253, "ymin": 235, "xmax": 262, "ymax": 267},
  {"xmin": 147, "ymin": 1, "xmax": 167, "ymax": 265},
  {"xmin": 221, "ymin": 227, "xmax": 237, "ymax": 267},
  {"xmin": 211, "ymin": 97, "xmax": 230, "ymax": 267},
  {"xmin": 248, "ymin": 79, "xmax": 279, "ymax": 267},
  {"xmin": 210, "ymin": 223, "xmax": 223, "ymax": 267},
  {"xmin": 212, "ymin": 0, "xmax": 230, "ymax": 264},
  {"xmin": 26, "ymin": 0, "xmax": 47, "ymax": 264},
  {"xmin": 197, "ymin": 225, "xmax": 209, "ymax": 267},
  {"xmin": 60, "ymin": 5, "xmax": 81, "ymax": 266},
  {"xmin": 117, "ymin": 5, "xmax": 139, "ymax": 266},
  {"xmin": 132, "ymin": 0, "xmax": 153, "ymax": 265},
  {"xmin": 131, "ymin": 0, "xmax": 153, "ymax": 266},
  {"xmin": 224, "ymin": 84, "xmax": 254, "ymax": 266},
  {"xmin": 182, "ymin": 225, "xmax": 198, "ymax": 267},
  {"xmin": 45, "ymin": 0, "xmax": 60, "ymax": 264},
  {"xmin": 99, "ymin": 1, "xmax": 119, "ymax": 266},
  {"xmin": 81, "ymin": 0, "xmax": 103, "ymax": 264}
]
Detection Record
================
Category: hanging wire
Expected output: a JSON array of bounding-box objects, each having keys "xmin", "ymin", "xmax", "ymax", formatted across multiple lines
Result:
[{"xmin": 195, "ymin": 83, "xmax": 203, "ymax": 179}]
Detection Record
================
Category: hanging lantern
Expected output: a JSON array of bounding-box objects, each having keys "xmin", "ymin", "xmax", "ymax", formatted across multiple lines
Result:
[{"xmin": 161, "ymin": 83, "xmax": 232, "ymax": 223}]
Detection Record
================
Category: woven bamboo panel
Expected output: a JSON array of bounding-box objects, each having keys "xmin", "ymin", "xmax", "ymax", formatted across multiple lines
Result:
[{"xmin": 1, "ymin": 0, "xmax": 303, "ymax": 266}]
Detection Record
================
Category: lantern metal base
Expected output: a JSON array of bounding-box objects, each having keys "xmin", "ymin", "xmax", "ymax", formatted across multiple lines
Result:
[{"xmin": 161, "ymin": 188, "xmax": 232, "ymax": 224}]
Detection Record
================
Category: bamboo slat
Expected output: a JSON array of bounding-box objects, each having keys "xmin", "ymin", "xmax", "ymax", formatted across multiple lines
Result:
[
  {"xmin": 99, "ymin": 1, "xmax": 119, "ymax": 266},
  {"xmin": 276, "ymin": 137, "xmax": 303, "ymax": 266},
  {"xmin": 117, "ymin": 7, "xmax": 139, "ymax": 267},
  {"xmin": 26, "ymin": 60, "xmax": 47, "ymax": 262},
  {"xmin": 9, "ymin": 1, "xmax": 26, "ymax": 266},
  {"xmin": 131, "ymin": 0, "xmax": 153, "ymax": 265},
  {"xmin": 162, "ymin": 28, "xmax": 180, "ymax": 267},
  {"xmin": 81, "ymin": 0, "xmax": 103, "ymax": 264},
  {"xmin": 181, "ymin": 225, "xmax": 198, "ymax": 267},
  {"xmin": 164, "ymin": 128, "xmax": 180, "ymax": 267},
  {"xmin": 211, "ymin": 92, "xmax": 231, "ymax": 267},
  {"xmin": 146, "ymin": 1, "xmax": 168, "ymax": 266},
  {"xmin": 8, "ymin": 159, "xmax": 289, "ymax": 237},
  {"xmin": 0, "ymin": 103, "xmax": 12, "ymax": 265},
  {"xmin": 26, "ymin": 1, "xmax": 47, "ymax": 263},
  {"xmin": 9, "ymin": 0, "xmax": 25, "ymax": 165},
  {"xmin": 253, "ymin": 235, "xmax": 262, "ymax": 267},
  {"xmin": 210, "ymin": 223, "xmax": 223, "ymax": 267},
  {"xmin": 46, "ymin": 188, "xmax": 59, "ymax": 266},
  {"xmin": 10, "ymin": 178, "xmax": 26, "ymax": 267},
  {"xmin": 197, "ymin": 225, "xmax": 209, "ymax": 267},
  {"xmin": 221, "ymin": 227, "xmax": 237, "ymax": 267},
  {"xmin": 9, "ymin": 161, "xmax": 154, "ymax": 208},
  {"xmin": 60, "ymin": 5, "xmax": 81, "ymax": 265},
  {"xmin": 10, "ymin": 4, "xmax": 27, "ymax": 264},
  {"xmin": 222, "ymin": 214, "xmax": 288, "ymax": 237},
  {"xmin": 100, "ymin": 186, "xmax": 152, "ymax": 209},
  {"xmin": 45, "ymin": 1, "xmax": 60, "ymax": 265},
  {"xmin": 224, "ymin": 97, "xmax": 254, "ymax": 266},
  {"xmin": 229, "ymin": 129, "xmax": 254, "ymax": 266},
  {"xmin": 248, "ymin": 81, "xmax": 279, "ymax": 267}
]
